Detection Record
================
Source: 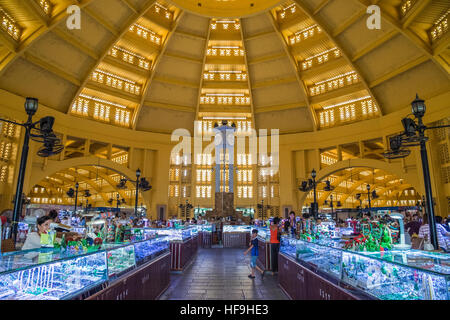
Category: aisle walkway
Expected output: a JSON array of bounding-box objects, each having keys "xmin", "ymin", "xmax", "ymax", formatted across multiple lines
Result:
[{"xmin": 160, "ymin": 248, "xmax": 289, "ymax": 300}]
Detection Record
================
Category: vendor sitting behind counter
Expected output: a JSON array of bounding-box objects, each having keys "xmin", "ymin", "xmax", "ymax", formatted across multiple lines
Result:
[{"xmin": 22, "ymin": 215, "xmax": 52, "ymax": 250}]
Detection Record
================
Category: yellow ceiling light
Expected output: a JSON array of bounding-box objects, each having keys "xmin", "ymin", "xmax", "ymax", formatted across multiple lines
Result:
[
  {"xmin": 168, "ymin": 0, "xmax": 282, "ymax": 18},
  {"xmin": 0, "ymin": 8, "xmax": 21, "ymax": 41}
]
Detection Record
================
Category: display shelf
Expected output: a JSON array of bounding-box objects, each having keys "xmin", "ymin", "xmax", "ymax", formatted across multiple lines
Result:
[
  {"xmin": 147, "ymin": 227, "xmax": 192, "ymax": 242},
  {"xmin": 0, "ymin": 236, "xmax": 170, "ymax": 300}
]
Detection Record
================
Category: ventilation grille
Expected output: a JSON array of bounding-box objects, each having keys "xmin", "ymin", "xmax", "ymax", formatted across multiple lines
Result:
[
  {"xmin": 439, "ymin": 142, "xmax": 450, "ymax": 164},
  {"xmin": 441, "ymin": 166, "xmax": 450, "ymax": 184}
]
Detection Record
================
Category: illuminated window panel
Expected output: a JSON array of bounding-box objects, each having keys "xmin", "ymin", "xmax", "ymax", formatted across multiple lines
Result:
[
  {"xmin": 108, "ymin": 46, "xmax": 152, "ymax": 70},
  {"xmin": 114, "ymin": 108, "xmax": 131, "ymax": 127},
  {"xmin": 91, "ymin": 70, "xmax": 141, "ymax": 95},
  {"xmin": 71, "ymin": 97, "xmax": 90, "ymax": 116},
  {"xmin": 1, "ymin": 121, "xmax": 17, "ymax": 138},
  {"xmin": 0, "ymin": 8, "xmax": 21, "ymax": 41},
  {"xmin": 309, "ymin": 71, "xmax": 359, "ymax": 96},
  {"xmin": 288, "ymin": 25, "xmax": 322, "ymax": 45},
  {"xmin": 200, "ymin": 94, "xmax": 250, "ymax": 105},
  {"xmin": 321, "ymin": 154, "xmax": 337, "ymax": 166},
  {"xmin": 153, "ymin": 3, "xmax": 174, "ymax": 21},
  {"xmin": 318, "ymin": 97, "xmax": 379, "ymax": 128},
  {"xmin": 112, "ymin": 153, "xmax": 128, "ymax": 165},
  {"xmin": 36, "ymin": 0, "xmax": 52, "ymax": 15},
  {"xmin": 210, "ymin": 20, "xmax": 240, "ymax": 31},
  {"xmin": 1, "ymin": 165, "xmax": 8, "ymax": 182},
  {"xmin": 430, "ymin": 11, "xmax": 449, "ymax": 42},
  {"xmin": 400, "ymin": 0, "xmax": 414, "ymax": 16},
  {"xmin": 300, "ymin": 48, "xmax": 341, "ymax": 71},
  {"xmin": 129, "ymin": 23, "xmax": 161, "ymax": 45},
  {"xmin": 72, "ymin": 94, "xmax": 133, "ymax": 127},
  {"xmin": 206, "ymin": 47, "xmax": 245, "ymax": 57},
  {"xmin": 93, "ymin": 103, "xmax": 110, "ymax": 122},
  {"xmin": 0, "ymin": 142, "xmax": 12, "ymax": 162},
  {"xmin": 276, "ymin": 3, "xmax": 298, "ymax": 21}
]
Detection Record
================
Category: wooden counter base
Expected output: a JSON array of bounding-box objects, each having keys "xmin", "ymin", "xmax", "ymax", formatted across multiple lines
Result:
[{"xmin": 85, "ymin": 252, "xmax": 171, "ymax": 300}]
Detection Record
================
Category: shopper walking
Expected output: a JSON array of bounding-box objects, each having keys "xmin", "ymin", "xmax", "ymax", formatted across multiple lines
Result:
[
  {"xmin": 418, "ymin": 214, "xmax": 450, "ymax": 252},
  {"xmin": 244, "ymin": 229, "xmax": 264, "ymax": 279}
]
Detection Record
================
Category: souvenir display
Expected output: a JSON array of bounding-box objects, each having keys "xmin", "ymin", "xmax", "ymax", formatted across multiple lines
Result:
[
  {"xmin": 279, "ymin": 235, "xmax": 449, "ymax": 300},
  {"xmin": 0, "ymin": 236, "xmax": 169, "ymax": 300}
]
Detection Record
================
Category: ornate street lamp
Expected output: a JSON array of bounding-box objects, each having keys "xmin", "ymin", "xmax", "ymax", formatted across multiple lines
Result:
[
  {"xmin": 0, "ymin": 98, "xmax": 63, "ymax": 243},
  {"xmin": 116, "ymin": 169, "xmax": 152, "ymax": 216},
  {"xmin": 382, "ymin": 94, "xmax": 450, "ymax": 249}
]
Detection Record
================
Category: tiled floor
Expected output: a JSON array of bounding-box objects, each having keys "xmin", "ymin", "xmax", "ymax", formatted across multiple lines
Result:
[{"xmin": 159, "ymin": 248, "xmax": 289, "ymax": 300}]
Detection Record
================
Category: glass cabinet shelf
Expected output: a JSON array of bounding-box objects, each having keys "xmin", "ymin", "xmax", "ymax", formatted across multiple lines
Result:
[{"xmin": 280, "ymin": 236, "xmax": 450, "ymax": 300}]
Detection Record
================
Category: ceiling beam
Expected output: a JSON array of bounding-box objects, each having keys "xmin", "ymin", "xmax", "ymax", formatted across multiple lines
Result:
[
  {"xmin": 119, "ymin": 0, "xmax": 138, "ymax": 14},
  {"xmin": 143, "ymin": 100, "xmax": 196, "ymax": 112},
  {"xmin": 164, "ymin": 51, "xmax": 203, "ymax": 64},
  {"xmin": 67, "ymin": 0, "xmax": 159, "ymax": 118},
  {"xmin": 313, "ymin": 0, "xmax": 332, "ymax": 15},
  {"xmin": 368, "ymin": 55, "xmax": 428, "ymax": 88},
  {"xmin": 152, "ymin": 74, "xmax": 199, "ymax": 89},
  {"xmin": 293, "ymin": 0, "xmax": 384, "ymax": 116},
  {"xmin": 132, "ymin": 10, "xmax": 184, "ymax": 129},
  {"xmin": 23, "ymin": 52, "xmax": 81, "ymax": 86},
  {"xmin": 254, "ymin": 102, "xmax": 307, "ymax": 114},
  {"xmin": 84, "ymin": 7, "xmax": 120, "ymax": 37},
  {"xmin": 332, "ymin": 8, "xmax": 367, "ymax": 37},
  {"xmin": 351, "ymin": 30, "xmax": 398, "ymax": 62},
  {"xmin": 247, "ymin": 52, "xmax": 286, "ymax": 65},
  {"xmin": 401, "ymin": 0, "xmax": 432, "ymax": 29},
  {"xmin": 355, "ymin": 0, "xmax": 449, "ymax": 79},
  {"xmin": 252, "ymin": 76, "xmax": 298, "ymax": 89}
]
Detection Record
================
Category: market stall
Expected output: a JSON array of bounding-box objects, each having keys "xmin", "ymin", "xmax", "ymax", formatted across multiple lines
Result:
[
  {"xmin": 222, "ymin": 225, "xmax": 251, "ymax": 248},
  {"xmin": 254, "ymin": 227, "xmax": 274, "ymax": 272},
  {"xmin": 146, "ymin": 226, "xmax": 198, "ymax": 271},
  {"xmin": 278, "ymin": 236, "xmax": 450, "ymax": 300}
]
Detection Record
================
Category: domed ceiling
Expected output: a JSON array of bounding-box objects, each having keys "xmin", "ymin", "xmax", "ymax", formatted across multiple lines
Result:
[{"xmin": 0, "ymin": 0, "xmax": 448, "ymax": 135}]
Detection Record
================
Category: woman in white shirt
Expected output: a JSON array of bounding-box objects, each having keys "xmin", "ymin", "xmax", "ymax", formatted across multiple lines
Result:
[{"xmin": 22, "ymin": 215, "xmax": 52, "ymax": 250}]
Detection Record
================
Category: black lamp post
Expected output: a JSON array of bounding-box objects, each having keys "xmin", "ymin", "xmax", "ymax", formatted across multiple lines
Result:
[
  {"xmin": 411, "ymin": 95, "xmax": 437, "ymax": 249},
  {"xmin": 367, "ymin": 184, "xmax": 372, "ymax": 217},
  {"xmin": 382, "ymin": 95, "xmax": 450, "ymax": 249},
  {"xmin": 66, "ymin": 182, "xmax": 79, "ymax": 214},
  {"xmin": 257, "ymin": 200, "xmax": 271, "ymax": 221},
  {"xmin": 1, "ymin": 98, "xmax": 63, "ymax": 243},
  {"xmin": 116, "ymin": 168, "xmax": 151, "ymax": 216},
  {"xmin": 83, "ymin": 189, "xmax": 91, "ymax": 213},
  {"xmin": 135, "ymin": 168, "xmax": 141, "ymax": 216},
  {"xmin": 311, "ymin": 169, "xmax": 317, "ymax": 219},
  {"xmin": 299, "ymin": 169, "xmax": 318, "ymax": 219}
]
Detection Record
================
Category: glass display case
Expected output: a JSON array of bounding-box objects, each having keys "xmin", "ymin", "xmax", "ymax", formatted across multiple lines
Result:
[
  {"xmin": 223, "ymin": 225, "xmax": 252, "ymax": 233},
  {"xmin": 133, "ymin": 237, "xmax": 169, "ymax": 266},
  {"xmin": 188, "ymin": 226, "xmax": 199, "ymax": 236},
  {"xmin": 199, "ymin": 224, "xmax": 212, "ymax": 233},
  {"xmin": 102, "ymin": 244, "xmax": 135, "ymax": 278},
  {"xmin": 0, "ymin": 249, "xmax": 107, "ymax": 300},
  {"xmin": 279, "ymin": 236, "xmax": 450, "ymax": 300},
  {"xmin": 0, "ymin": 236, "xmax": 170, "ymax": 300}
]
